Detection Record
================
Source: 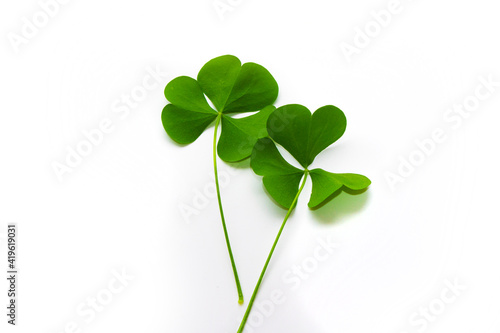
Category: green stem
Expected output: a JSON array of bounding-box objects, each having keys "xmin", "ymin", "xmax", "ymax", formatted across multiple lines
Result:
[
  {"xmin": 237, "ymin": 172, "xmax": 308, "ymax": 332},
  {"xmin": 213, "ymin": 113, "xmax": 244, "ymax": 304}
]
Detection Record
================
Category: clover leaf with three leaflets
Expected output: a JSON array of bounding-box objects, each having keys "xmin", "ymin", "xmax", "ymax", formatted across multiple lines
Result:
[
  {"xmin": 161, "ymin": 55, "xmax": 279, "ymax": 304},
  {"xmin": 162, "ymin": 54, "xmax": 279, "ymax": 162},
  {"xmin": 251, "ymin": 104, "xmax": 371, "ymax": 209},
  {"xmin": 237, "ymin": 104, "xmax": 371, "ymax": 332}
]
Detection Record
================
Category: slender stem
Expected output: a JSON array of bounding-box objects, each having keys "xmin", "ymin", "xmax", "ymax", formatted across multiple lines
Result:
[
  {"xmin": 237, "ymin": 172, "xmax": 308, "ymax": 332},
  {"xmin": 213, "ymin": 113, "xmax": 244, "ymax": 304}
]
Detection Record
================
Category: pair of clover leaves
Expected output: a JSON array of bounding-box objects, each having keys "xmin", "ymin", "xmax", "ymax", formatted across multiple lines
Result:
[{"xmin": 161, "ymin": 55, "xmax": 370, "ymax": 332}]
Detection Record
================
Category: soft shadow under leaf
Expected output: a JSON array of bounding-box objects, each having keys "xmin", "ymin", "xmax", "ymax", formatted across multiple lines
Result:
[
  {"xmin": 310, "ymin": 187, "xmax": 370, "ymax": 225},
  {"xmin": 226, "ymin": 158, "xmax": 251, "ymax": 169}
]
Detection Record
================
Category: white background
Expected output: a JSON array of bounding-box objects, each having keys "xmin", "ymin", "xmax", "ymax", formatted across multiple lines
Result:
[{"xmin": 1, "ymin": 0, "xmax": 500, "ymax": 332}]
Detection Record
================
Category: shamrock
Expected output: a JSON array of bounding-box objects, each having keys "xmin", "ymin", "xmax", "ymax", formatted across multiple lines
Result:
[
  {"xmin": 237, "ymin": 104, "xmax": 371, "ymax": 332},
  {"xmin": 161, "ymin": 55, "xmax": 279, "ymax": 304},
  {"xmin": 162, "ymin": 54, "xmax": 279, "ymax": 162},
  {"xmin": 251, "ymin": 104, "xmax": 371, "ymax": 209}
]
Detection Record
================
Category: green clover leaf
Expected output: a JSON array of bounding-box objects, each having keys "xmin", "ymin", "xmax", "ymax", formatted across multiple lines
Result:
[
  {"xmin": 251, "ymin": 104, "xmax": 371, "ymax": 209},
  {"xmin": 161, "ymin": 55, "xmax": 279, "ymax": 162},
  {"xmin": 160, "ymin": 55, "xmax": 279, "ymax": 304},
  {"xmin": 238, "ymin": 104, "xmax": 371, "ymax": 332}
]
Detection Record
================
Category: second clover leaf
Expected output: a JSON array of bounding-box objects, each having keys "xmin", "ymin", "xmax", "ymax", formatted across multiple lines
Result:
[
  {"xmin": 251, "ymin": 104, "xmax": 371, "ymax": 209},
  {"xmin": 238, "ymin": 103, "xmax": 371, "ymax": 332}
]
